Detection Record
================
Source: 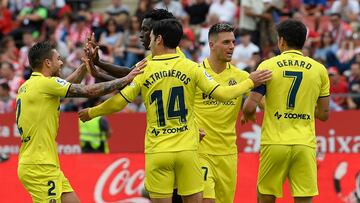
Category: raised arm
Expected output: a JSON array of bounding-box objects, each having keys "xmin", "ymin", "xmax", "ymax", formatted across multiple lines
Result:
[
  {"xmin": 66, "ymin": 65, "xmax": 143, "ymax": 98},
  {"xmin": 86, "ymin": 32, "xmax": 133, "ymax": 78},
  {"xmin": 65, "ymin": 63, "xmax": 87, "ymax": 83}
]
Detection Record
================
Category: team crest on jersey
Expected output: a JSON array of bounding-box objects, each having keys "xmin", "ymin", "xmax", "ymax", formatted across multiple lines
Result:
[
  {"xmin": 228, "ymin": 79, "xmax": 237, "ymax": 86},
  {"xmin": 129, "ymin": 82, "xmax": 135, "ymax": 87},
  {"xmin": 55, "ymin": 78, "xmax": 67, "ymax": 86},
  {"xmin": 203, "ymin": 70, "xmax": 213, "ymax": 81}
]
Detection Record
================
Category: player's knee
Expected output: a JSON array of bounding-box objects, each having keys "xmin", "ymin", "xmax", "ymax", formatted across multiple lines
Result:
[
  {"xmin": 294, "ymin": 196, "xmax": 313, "ymax": 203},
  {"xmin": 202, "ymin": 198, "xmax": 215, "ymax": 203},
  {"xmin": 182, "ymin": 191, "xmax": 203, "ymax": 203}
]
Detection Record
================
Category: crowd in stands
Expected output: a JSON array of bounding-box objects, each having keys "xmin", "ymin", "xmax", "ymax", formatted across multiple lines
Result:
[{"xmin": 1, "ymin": 0, "xmax": 360, "ymax": 114}]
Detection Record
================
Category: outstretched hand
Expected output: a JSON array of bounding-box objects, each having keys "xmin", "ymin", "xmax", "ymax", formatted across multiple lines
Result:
[
  {"xmin": 125, "ymin": 59, "xmax": 147, "ymax": 83},
  {"xmin": 249, "ymin": 70, "xmax": 272, "ymax": 87},
  {"xmin": 78, "ymin": 108, "xmax": 91, "ymax": 122},
  {"xmin": 85, "ymin": 32, "xmax": 100, "ymax": 64}
]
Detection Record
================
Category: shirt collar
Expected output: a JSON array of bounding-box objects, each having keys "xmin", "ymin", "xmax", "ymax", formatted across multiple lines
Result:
[
  {"xmin": 282, "ymin": 50, "xmax": 303, "ymax": 56},
  {"xmin": 152, "ymin": 53, "xmax": 180, "ymax": 61},
  {"xmin": 202, "ymin": 58, "xmax": 231, "ymax": 69},
  {"xmin": 31, "ymin": 72, "xmax": 44, "ymax": 77}
]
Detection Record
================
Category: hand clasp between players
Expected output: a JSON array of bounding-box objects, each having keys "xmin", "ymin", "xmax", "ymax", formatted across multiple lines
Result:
[{"xmin": 249, "ymin": 69, "xmax": 272, "ymax": 87}]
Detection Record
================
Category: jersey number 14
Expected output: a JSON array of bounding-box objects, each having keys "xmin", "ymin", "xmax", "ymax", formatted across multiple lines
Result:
[{"xmin": 150, "ymin": 86, "xmax": 188, "ymax": 127}]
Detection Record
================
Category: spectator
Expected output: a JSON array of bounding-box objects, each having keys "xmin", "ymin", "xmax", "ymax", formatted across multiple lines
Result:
[
  {"xmin": 324, "ymin": 13, "xmax": 352, "ymax": 47},
  {"xmin": 154, "ymin": 0, "xmax": 186, "ymax": 19},
  {"xmin": 135, "ymin": 0, "xmax": 153, "ymax": 22},
  {"xmin": 300, "ymin": 0, "xmax": 326, "ymax": 16},
  {"xmin": 232, "ymin": 30, "xmax": 260, "ymax": 70},
  {"xmin": 239, "ymin": 0, "xmax": 266, "ymax": 46},
  {"xmin": 329, "ymin": 66, "xmax": 349, "ymax": 108},
  {"xmin": 0, "ymin": 62, "xmax": 24, "ymax": 99},
  {"xmin": 347, "ymin": 62, "xmax": 360, "ymax": 109},
  {"xmin": 122, "ymin": 16, "xmax": 145, "ymax": 67},
  {"xmin": 184, "ymin": 0, "xmax": 209, "ymax": 25},
  {"xmin": 327, "ymin": 35, "xmax": 355, "ymax": 74},
  {"xmin": 55, "ymin": 13, "xmax": 72, "ymax": 43},
  {"xmin": 0, "ymin": 82, "xmax": 15, "ymax": 113},
  {"xmin": 19, "ymin": 31, "xmax": 35, "ymax": 79},
  {"xmin": 0, "ymin": 0, "xmax": 13, "ymax": 39},
  {"xmin": 106, "ymin": 0, "xmax": 129, "ymax": 27},
  {"xmin": 314, "ymin": 31, "xmax": 338, "ymax": 64},
  {"xmin": 330, "ymin": 0, "xmax": 359, "ymax": 24},
  {"xmin": 208, "ymin": 0, "xmax": 236, "ymax": 24},
  {"xmin": 14, "ymin": 0, "xmax": 48, "ymax": 39},
  {"xmin": 99, "ymin": 18, "xmax": 123, "ymax": 57},
  {"xmin": 67, "ymin": 15, "xmax": 91, "ymax": 51}
]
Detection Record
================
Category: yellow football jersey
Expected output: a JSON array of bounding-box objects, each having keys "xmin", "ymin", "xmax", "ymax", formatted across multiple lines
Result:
[
  {"xmin": 120, "ymin": 53, "xmax": 220, "ymax": 153},
  {"xmin": 195, "ymin": 58, "xmax": 250, "ymax": 155},
  {"xmin": 16, "ymin": 72, "xmax": 71, "ymax": 166},
  {"xmin": 255, "ymin": 50, "xmax": 330, "ymax": 148}
]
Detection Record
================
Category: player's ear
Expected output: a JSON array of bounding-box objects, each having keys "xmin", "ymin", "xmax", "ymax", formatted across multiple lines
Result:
[
  {"xmin": 156, "ymin": 34, "xmax": 163, "ymax": 45},
  {"xmin": 44, "ymin": 58, "xmax": 51, "ymax": 68}
]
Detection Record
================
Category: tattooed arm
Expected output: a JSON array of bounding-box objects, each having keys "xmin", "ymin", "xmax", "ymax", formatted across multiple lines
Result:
[
  {"xmin": 66, "ymin": 77, "xmax": 129, "ymax": 98},
  {"xmin": 65, "ymin": 63, "xmax": 87, "ymax": 84},
  {"xmin": 66, "ymin": 64, "xmax": 143, "ymax": 98}
]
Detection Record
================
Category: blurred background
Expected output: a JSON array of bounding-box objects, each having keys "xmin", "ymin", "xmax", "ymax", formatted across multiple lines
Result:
[{"xmin": 0, "ymin": 0, "xmax": 359, "ymax": 202}]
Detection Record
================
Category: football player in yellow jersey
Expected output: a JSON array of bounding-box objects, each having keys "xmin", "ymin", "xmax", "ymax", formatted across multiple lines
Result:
[
  {"xmin": 78, "ymin": 19, "xmax": 271, "ymax": 203},
  {"xmin": 194, "ymin": 23, "xmax": 251, "ymax": 203},
  {"xmin": 242, "ymin": 20, "xmax": 330, "ymax": 203},
  {"xmin": 16, "ymin": 42, "xmax": 143, "ymax": 203}
]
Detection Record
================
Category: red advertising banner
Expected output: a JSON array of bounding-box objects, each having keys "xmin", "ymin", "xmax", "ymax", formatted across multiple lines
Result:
[
  {"xmin": 0, "ymin": 153, "xmax": 358, "ymax": 202},
  {"xmin": 1, "ymin": 111, "xmax": 360, "ymax": 154}
]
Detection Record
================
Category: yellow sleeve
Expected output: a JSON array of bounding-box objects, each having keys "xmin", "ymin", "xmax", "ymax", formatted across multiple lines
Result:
[
  {"xmin": 88, "ymin": 94, "xmax": 128, "ymax": 119},
  {"xmin": 240, "ymin": 71, "xmax": 251, "ymax": 97},
  {"xmin": 195, "ymin": 65, "xmax": 220, "ymax": 95},
  {"xmin": 43, "ymin": 77, "xmax": 71, "ymax": 97},
  {"xmin": 319, "ymin": 66, "xmax": 330, "ymax": 97},
  {"xmin": 119, "ymin": 74, "xmax": 142, "ymax": 102},
  {"xmin": 211, "ymin": 79, "xmax": 254, "ymax": 102}
]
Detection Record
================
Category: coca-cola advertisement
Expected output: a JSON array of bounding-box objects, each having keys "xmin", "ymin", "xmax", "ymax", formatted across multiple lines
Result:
[{"xmin": 0, "ymin": 153, "xmax": 359, "ymax": 202}]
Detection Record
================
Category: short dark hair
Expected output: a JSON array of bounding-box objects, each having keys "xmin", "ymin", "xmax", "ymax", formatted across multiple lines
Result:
[
  {"xmin": 276, "ymin": 19, "xmax": 307, "ymax": 49},
  {"xmin": 144, "ymin": 9, "xmax": 175, "ymax": 22},
  {"xmin": 28, "ymin": 42, "xmax": 54, "ymax": 70},
  {"xmin": 208, "ymin": 23, "xmax": 234, "ymax": 40},
  {"xmin": 152, "ymin": 19, "xmax": 183, "ymax": 49}
]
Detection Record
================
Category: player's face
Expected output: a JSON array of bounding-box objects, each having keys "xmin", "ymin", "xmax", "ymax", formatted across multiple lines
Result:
[
  {"xmin": 140, "ymin": 18, "xmax": 152, "ymax": 50},
  {"xmin": 211, "ymin": 32, "xmax": 235, "ymax": 62},
  {"xmin": 49, "ymin": 50, "xmax": 63, "ymax": 77}
]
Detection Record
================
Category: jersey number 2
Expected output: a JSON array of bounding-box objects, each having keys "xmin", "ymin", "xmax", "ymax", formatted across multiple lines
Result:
[
  {"xmin": 283, "ymin": 71, "xmax": 303, "ymax": 109},
  {"xmin": 150, "ymin": 86, "xmax": 188, "ymax": 127}
]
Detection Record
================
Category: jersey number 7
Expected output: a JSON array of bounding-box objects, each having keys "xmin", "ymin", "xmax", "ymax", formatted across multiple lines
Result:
[
  {"xmin": 150, "ymin": 86, "xmax": 188, "ymax": 127},
  {"xmin": 283, "ymin": 71, "xmax": 303, "ymax": 109}
]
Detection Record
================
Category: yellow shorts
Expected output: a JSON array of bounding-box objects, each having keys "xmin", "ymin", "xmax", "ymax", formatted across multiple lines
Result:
[
  {"xmin": 257, "ymin": 145, "xmax": 318, "ymax": 198},
  {"xmin": 18, "ymin": 164, "xmax": 74, "ymax": 202},
  {"xmin": 145, "ymin": 150, "xmax": 203, "ymax": 198},
  {"xmin": 199, "ymin": 153, "xmax": 237, "ymax": 203}
]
